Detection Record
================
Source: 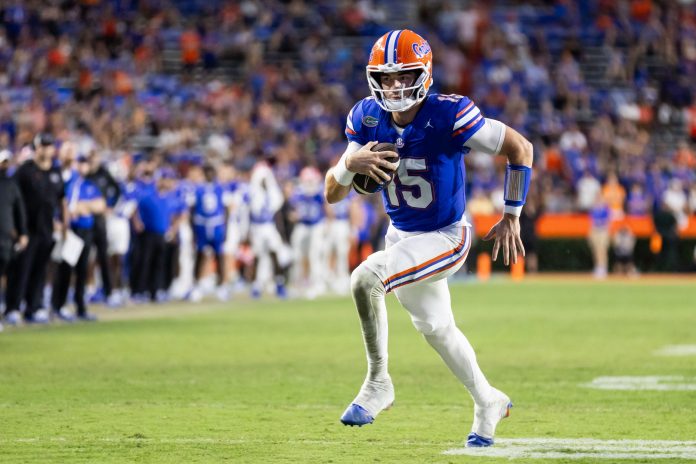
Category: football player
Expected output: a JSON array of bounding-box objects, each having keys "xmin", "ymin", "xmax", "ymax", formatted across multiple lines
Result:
[
  {"xmin": 288, "ymin": 167, "xmax": 326, "ymax": 299},
  {"xmin": 248, "ymin": 162, "xmax": 291, "ymax": 299},
  {"xmin": 190, "ymin": 164, "xmax": 231, "ymax": 302},
  {"xmin": 324, "ymin": 30, "xmax": 533, "ymax": 447},
  {"xmin": 324, "ymin": 189, "xmax": 354, "ymax": 295},
  {"xmin": 221, "ymin": 164, "xmax": 249, "ymax": 292}
]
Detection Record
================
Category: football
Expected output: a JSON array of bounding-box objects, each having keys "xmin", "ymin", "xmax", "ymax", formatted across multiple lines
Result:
[{"xmin": 352, "ymin": 142, "xmax": 400, "ymax": 195}]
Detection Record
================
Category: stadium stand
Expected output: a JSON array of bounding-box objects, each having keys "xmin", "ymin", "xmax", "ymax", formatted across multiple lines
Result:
[{"xmin": 0, "ymin": 0, "xmax": 694, "ymax": 320}]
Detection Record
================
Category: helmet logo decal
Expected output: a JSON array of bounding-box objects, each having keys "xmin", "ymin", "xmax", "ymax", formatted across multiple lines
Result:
[{"xmin": 412, "ymin": 41, "xmax": 431, "ymax": 59}]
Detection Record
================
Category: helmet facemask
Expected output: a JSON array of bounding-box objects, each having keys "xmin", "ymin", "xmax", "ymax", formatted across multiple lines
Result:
[{"xmin": 367, "ymin": 66, "xmax": 430, "ymax": 113}]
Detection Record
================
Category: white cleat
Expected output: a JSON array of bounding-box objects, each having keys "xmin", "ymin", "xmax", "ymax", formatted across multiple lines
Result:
[
  {"xmin": 466, "ymin": 387, "xmax": 512, "ymax": 447},
  {"xmin": 55, "ymin": 306, "xmax": 76, "ymax": 322},
  {"xmin": 189, "ymin": 288, "xmax": 203, "ymax": 303},
  {"xmin": 106, "ymin": 292, "xmax": 124, "ymax": 308},
  {"xmin": 342, "ymin": 375, "xmax": 395, "ymax": 426},
  {"xmin": 4, "ymin": 310, "xmax": 22, "ymax": 326},
  {"xmin": 215, "ymin": 286, "xmax": 230, "ymax": 302}
]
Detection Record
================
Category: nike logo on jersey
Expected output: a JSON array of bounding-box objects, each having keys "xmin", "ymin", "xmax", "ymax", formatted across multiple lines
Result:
[{"xmin": 425, "ymin": 119, "xmax": 434, "ymax": 129}]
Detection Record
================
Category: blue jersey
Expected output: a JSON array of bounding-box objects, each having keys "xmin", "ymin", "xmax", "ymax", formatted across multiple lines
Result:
[
  {"xmin": 290, "ymin": 190, "xmax": 325, "ymax": 225},
  {"xmin": 138, "ymin": 190, "xmax": 171, "ymax": 234},
  {"xmin": 66, "ymin": 176, "xmax": 101, "ymax": 229},
  {"xmin": 345, "ymin": 94, "xmax": 484, "ymax": 232},
  {"xmin": 330, "ymin": 194, "xmax": 351, "ymax": 221},
  {"xmin": 178, "ymin": 179, "xmax": 197, "ymax": 208},
  {"xmin": 167, "ymin": 182, "xmax": 188, "ymax": 217},
  {"xmin": 192, "ymin": 182, "xmax": 226, "ymax": 229},
  {"xmin": 115, "ymin": 181, "xmax": 140, "ymax": 218},
  {"xmin": 357, "ymin": 200, "xmax": 376, "ymax": 243},
  {"xmin": 134, "ymin": 178, "xmax": 156, "ymax": 200}
]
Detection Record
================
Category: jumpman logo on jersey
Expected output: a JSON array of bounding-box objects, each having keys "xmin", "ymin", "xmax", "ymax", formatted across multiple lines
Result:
[{"xmin": 425, "ymin": 119, "xmax": 434, "ymax": 129}]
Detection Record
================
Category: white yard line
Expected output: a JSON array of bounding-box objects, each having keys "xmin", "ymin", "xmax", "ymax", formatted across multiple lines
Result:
[
  {"xmin": 444, "ymin": 438, "xmax": 696, "ymax": 460},
  {"xmin": 654, "ymin": 345, "xmax": 696, "ymax": 356},
  {"xmin": 582, "ymin": 376, "xmax": 696, "ymax": 391}
]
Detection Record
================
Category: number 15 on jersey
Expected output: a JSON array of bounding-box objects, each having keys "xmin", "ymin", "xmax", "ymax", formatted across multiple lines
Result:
[{"xmin": 386, "ymin": 158, "xmax": 434, "ymax": 209}]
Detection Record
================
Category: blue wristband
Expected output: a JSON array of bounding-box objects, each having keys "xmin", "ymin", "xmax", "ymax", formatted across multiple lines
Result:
[{"xmin": 503, "ymin": 164, "xmax": 531, "ymax": 207}]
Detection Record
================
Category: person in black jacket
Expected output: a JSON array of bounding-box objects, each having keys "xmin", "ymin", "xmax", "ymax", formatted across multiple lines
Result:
[
  {"xmin": 0, "ymin": 150, "xmax": 28, "ymax": 329},
  {"xmin": 653, "ymin": 199, "xmax": 680, "ymax": 272},
  {"xmin": 86, "ymin": 150, "xmax": 120, "ymax": 303},
  {"xmin": 5, "ymin": 134, "xmax": 68, "ymax": 324}
]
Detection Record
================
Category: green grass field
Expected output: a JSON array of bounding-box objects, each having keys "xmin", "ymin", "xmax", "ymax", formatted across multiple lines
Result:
[{"xmin": 1, "ymin": 279, "xmax": 695, "ymax": 463}]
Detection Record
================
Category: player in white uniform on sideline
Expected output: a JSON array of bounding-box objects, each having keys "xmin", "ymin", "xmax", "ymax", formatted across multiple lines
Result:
[
  {"xmin": 324, "ymin": 190, "xmax": 353, "ymax": 295},
  {"xmin": 288, "ymin": 167, "xmax": 327, "ymax": 299},
  {"xmin": 106, "ymin": 177, "xmax": 137, "ymax": 306},
  {"xmin": 248, "ymin": 162, "xmax": 291, "ymax": 298},
  {"xmin": 222, "ymin": 166, "xmax": 250, "ymax": 292},
  {"xmin": 324, "ymin": 30, "xmax": 533, "ymax": 447}
]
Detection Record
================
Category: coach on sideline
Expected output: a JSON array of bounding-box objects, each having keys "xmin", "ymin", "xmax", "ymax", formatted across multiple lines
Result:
[
  {"xmin": 0, "ymin": 149, "xmax": 28, "ymax": 330},
  {"xmin": 5, "ymin": 134, "xmax": 68, "ymax": 324}
]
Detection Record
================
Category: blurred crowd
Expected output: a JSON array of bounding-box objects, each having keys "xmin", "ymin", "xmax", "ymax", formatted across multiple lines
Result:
[
  {"xmin": 420, "ymin": 0, "xmax": 696, "ymax": 222},
  {"xmin": 1, "ymin": 0, "xmax": 696, "ymax": 326},
  {"xmin": 1, "ymin": 0, "xmax": 694, "ymax": 210}
]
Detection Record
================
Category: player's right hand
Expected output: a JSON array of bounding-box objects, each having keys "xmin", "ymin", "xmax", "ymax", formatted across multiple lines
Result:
[
  {"xmin": 15, "ymin": 234, "xmax": 28, "ymax": 252},
  {"xmin": 345, "ymin": 141, "xmax": 399, "ymax": 183}
]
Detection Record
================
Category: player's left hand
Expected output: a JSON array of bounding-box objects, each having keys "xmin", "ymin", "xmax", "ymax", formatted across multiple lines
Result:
[{"xmin": 482, "ymin": 214, "xmax": 525, "ymax": 266}]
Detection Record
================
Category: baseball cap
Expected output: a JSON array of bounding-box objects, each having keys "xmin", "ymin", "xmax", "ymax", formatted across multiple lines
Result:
[
  {"xmin": 76, "ymin": 154, "xmax": 89, "ymax": 163},
  {"xmin": 0, "ymin": 149, "xmax": 11, "ymax": 163},
  {"xmin": 33, "ymin": 133, "xmax": 56, "ymax": 148}
]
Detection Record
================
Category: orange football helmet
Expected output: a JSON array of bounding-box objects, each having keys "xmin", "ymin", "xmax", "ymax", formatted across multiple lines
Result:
[{"xmin": 366, "ymin": 29, "xmax": 433, "ymax": 112}]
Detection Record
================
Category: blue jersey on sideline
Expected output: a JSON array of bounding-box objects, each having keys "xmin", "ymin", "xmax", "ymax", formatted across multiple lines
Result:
[
  {"xmin": 192, "ymin": 182, "xmax": 227, "ymax": 252},
  {"xmin": 138, "ymin": 190, "xmax": 172, "ymax": 234},
  {"xmin": 192, "ymin": 182, "xmax": 226, "ymax": 228},
  {"xmin": 290, "ymin": 190, "xmax": 325, "ymax": 226},
  {"xmin": 66, "ymin": 176, "xmax": 101, "ymax": 229}
]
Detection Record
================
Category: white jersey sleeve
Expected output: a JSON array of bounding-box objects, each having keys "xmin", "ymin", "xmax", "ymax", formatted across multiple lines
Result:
[{"xmin": 463, "ymin": 118, "xmax": 506, "ymax": 155}]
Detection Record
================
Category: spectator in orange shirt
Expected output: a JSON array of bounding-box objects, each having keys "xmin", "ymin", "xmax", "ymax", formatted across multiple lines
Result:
[
  {"xmin": 630, "ymin": 0, "xmax": 652, "ymax": 23},
  {"xmin": 180, "ymin": 28, "xmax": 201, "ymax": 70},
  {"xmin": 674, "ymin": 141, "xmax": 696, "ymax": 169},
  {"xmin": 542, "ymin": 143, "xmax": 564, "ymax": 177},
  {"xmin": 602, "ymin": 171, "xmax": 626, "ymax": 220}
]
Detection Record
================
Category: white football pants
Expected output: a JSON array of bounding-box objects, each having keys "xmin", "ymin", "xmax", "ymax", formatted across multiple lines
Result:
[
  {"xmin": 352, "ymin": 217, "xmax": 495, "ymax": 407},
  {"xmin": 290, "ymin": 222, "xmax": 326, "ymax": 294},
  {"xmin": 250, "ymin": 222, "xmax": 291, "ymax": 291},
  {"xmin": 324, "ymin": 219, "xmax": 351, "ymax": 293}
]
